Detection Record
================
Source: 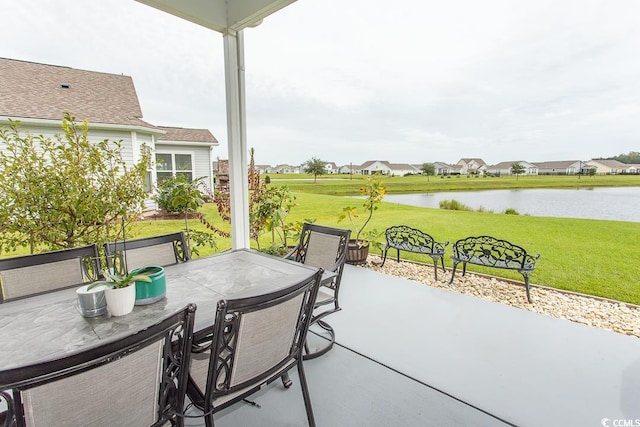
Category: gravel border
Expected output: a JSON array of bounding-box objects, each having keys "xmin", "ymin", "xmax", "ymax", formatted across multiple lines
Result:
[{"xmin": 360, "ymin": 255, "xmax": 640, "ymax": 338}]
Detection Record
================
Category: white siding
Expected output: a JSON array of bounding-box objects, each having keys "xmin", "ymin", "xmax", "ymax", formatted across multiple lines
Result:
[{"xmin": 155, "ymin": 143, "xmax": 213, "ymax": 190}]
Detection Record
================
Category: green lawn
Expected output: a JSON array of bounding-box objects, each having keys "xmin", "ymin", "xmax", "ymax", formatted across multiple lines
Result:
[
  {"xmin": 123, "ymin": 191, "xmax": 640, "ymax": 305},
  {"xmin": 4, "ymin": 175, "xmax": 639, "ymax": 305},
  {"xmin": 268, "ymin": 173, "xmax": 640, "ymax": 196}
]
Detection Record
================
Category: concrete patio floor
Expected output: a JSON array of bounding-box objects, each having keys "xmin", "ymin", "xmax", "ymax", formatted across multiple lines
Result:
[{"xmin": 186, "ymin": 265, "xmax": 640, "ymax": 426}]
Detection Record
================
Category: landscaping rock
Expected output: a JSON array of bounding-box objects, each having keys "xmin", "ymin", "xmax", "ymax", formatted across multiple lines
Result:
[{"xmin": 363, "ymin": 255, "xmax": 640, "ymax": 339}]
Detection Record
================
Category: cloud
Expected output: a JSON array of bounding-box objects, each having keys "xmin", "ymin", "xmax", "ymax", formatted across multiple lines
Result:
[{"xmin": 1, "ymin": 0, "xmax": 639, "ymax": 166}]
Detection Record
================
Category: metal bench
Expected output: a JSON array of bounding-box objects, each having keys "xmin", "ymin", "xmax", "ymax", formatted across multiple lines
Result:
[
  {"xmin": 449, "ymin": 235, "xmax": 540, "ymax": 303},
  {"xmin": 380, "ymin": 225, "xmax": 449, "ymax": 280}
]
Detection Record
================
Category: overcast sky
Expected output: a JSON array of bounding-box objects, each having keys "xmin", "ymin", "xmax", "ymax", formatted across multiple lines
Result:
[{"xmin": 2, "ymin": 0, "xmax": 639, "ymax": 166}]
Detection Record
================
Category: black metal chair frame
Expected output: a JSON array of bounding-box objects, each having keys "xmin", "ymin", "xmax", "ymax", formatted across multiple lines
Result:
[
  {"xmin": 286, "ymin": 223, "xmax": 350, "ymax": 360},
  {"xmin": 449, "ymin": 235, "xmax": 540, "ymax": 303},
  {"xmin": 0, "ymin": 304, "xmax": 196, "ymax": 427},
  {"xmin": 103, "ymin": 231, "xmax": 190, "ymax": 273},
  {"xmin": 187, "ymin": 270, "xmax": 322, "ymax": 427},
  {"xmin": 380, "ymin": 225, "xmax": 449, "ymax": 280},
  {"xmin": 0, "ymin": 244, "xmax": 100, "ymax": 303}
]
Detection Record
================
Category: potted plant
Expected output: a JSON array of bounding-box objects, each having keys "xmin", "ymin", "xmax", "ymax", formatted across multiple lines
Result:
[
  {"xmin": 131, "ymin": 265, "xmax": 166, "ymax": 305},
  {"xmin": 338, "ymin": 176, "xmax": 386, "ymax": 264},
  {"xmin": 88, "ymin": 269, "xmax": 152, "ymax": 316}
]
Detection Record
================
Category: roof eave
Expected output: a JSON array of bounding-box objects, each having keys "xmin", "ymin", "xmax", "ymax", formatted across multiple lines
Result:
[
  {"xmin": 0, "ymin": 116, "xmax": 166, "ymax": 135},
  {"xmin": 156, "ymin": 139, "xmax": 218, "ymax": 147}
]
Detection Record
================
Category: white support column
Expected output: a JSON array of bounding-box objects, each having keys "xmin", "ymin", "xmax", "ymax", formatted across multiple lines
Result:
[{"xmin": 224, "ymin": 30, "xmax": 250, "ymax": 249}]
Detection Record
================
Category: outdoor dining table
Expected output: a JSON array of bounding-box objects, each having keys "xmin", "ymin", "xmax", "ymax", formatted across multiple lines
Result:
[{"xmin": 0, "ymin": 249, "xmax": 324, "ymax": 373}]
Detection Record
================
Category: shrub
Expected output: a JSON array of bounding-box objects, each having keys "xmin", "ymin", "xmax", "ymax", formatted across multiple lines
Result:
[
  {"xmin": 476, "ymin": 206, "xmax": 494, "ymax": 213},
  {"xmin": 504, "ymin": 208, "xmax": 520, "ymax": 215},
  {"xmin": 439, "ymin": 199, "xmax": 473, "ymax": 211},
  {"xmin": 0, "ymin": 114, "xmax": 150, "ymax": 252},
  {"xmin": 264, "ymin": 175, "xmax": 271, "ymax": 184}
]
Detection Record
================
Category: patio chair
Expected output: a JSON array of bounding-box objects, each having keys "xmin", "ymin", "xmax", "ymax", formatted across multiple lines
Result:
[
  {"xmin": 0, "ymin": 244, "xmax": 100, "ymax": 303},
  {"xmin": 286, "ymin": 223, "xmax": 351, "ymax": 360},
  {"xmin": 103, "ymin": 231, "xmax": 190, "ymax": 273},
  {"xmin": 187, "ymin": 269, "xmax": 322, "ymax": 427},
  {"xmin": 0, "ymin": 304, "xmax": 196, "ymax": 427}
]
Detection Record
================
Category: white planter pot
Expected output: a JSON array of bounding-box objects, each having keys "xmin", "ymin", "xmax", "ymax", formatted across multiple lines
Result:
[{"xmin": 104, "ymin": 284, "xmax": 136, "ymax": 316}]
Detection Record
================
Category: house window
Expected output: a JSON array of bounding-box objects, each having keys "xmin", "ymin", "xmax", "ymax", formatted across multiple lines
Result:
[{"xmin": 156, "ymin": 152, "xmax": 193, "ymax": 185}]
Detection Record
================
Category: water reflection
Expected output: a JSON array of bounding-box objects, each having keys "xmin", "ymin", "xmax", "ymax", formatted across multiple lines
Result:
[{"xmin": 383, "ymin": 187, "xmax": 640, "ymax": 222}]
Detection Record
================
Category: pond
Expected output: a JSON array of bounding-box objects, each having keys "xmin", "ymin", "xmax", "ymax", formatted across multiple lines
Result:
[{"xmin": 383, "ymin": 187, "xmax": 640, "ymax": 222}]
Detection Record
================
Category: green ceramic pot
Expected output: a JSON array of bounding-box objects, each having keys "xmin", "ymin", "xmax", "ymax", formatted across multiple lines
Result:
[{"xmin": 132, "ymin": 266, "xmax": 166, "ymax": 305}]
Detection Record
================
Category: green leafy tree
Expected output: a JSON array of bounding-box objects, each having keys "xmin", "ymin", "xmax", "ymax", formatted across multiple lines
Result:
[
  {"xmin": 154, "ymin": 175, "xmax": 217, "ymax": 256},
  {"xmin": 0, "ymin": 114, "xmax": 150, "ymax": 253},
  {"xmin": 302, "ymin": 157, "xmax": 326, "ymax": 183},
  {"xmin": 338, "ymin": 176, "xmax": 386, "ymax": 246},
  {"xmin": 420, "ymin": 163, "xmax": 435, "ymax": 181},
  {"xmin": 511, "ymin": 163, "xmax": 526, "ymax": 180},
  {"xmin": 597, "ymin": 151, "xmax": 640, "ymax": 164},
  {"xmin": 260, "ymin": 186, "xmax": 298, "ymax": 252}
]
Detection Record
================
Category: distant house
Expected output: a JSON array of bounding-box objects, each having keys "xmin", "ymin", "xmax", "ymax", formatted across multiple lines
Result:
[
  {"xmin": 274, "ymin": 164, "xmax": 299, "ymax": 174},
  {"xmin": 456, "ymin": 158, "xmax": 487, "ymax": 175},
  {"xmin": 486, "ymin": 161, "xmax": 538, "ymax": 176},
  {"xmin": 338, "ymin": 164, "xmax": 355, "ymax": 174},
  {"xmin": 432, "ymin": 161, "xmax": 455, "ymax": 176},
  {"xmin": 533, "ymin": 160, "xmax": 582, "ymax": 175},
  {"xmin": 626, "ymin": 164, "xmax": 640, "ymax": 174},
  {"xmin": 586, "ymin": 159, "xmax": 627, "ymax": 175},
  {"xmin": 324, "ymin": 162, "xmax": 339, "ymax": 174},
  {"xmin": 254, "ymin": 164, "xmax": 273, "ymax": 174},
  {"xmin": 0, "ymin": 58, "xmax": 219, "ymax": 209},
  {"xmin": 357, "ymin": 160, "xmax": 417, "ymax": 176}
]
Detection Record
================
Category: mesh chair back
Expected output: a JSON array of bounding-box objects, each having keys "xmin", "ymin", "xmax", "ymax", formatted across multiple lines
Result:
[
  {"xmin": 104, "ymin": 232, "xmax": 189, "ymax": 272},
  {"xmin": 124, "ymin": 242, "xmax": 178, "ymax": 270},
  {"xmin": 303, "ymin": 232, "xmax": 343, "ymax": 271},
  {"xmin": 188, "ymin": 270, "xmax": 322, "ymax": 420},
  {"xmin": 293, "ymin": 224, "xmax": 350, "ymax": 275},
  {"xmin": 0, "ymin": 304, "xmax": 196, "ymax": 427},
  {"xmin": 0, "ymin": 245, "xmax": 100, "ymax": 303}
]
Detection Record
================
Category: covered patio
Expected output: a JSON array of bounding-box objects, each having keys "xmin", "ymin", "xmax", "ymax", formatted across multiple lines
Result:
[{"xmin": 184, "ymin": 264, "xmax": 640, "ymax": 426}]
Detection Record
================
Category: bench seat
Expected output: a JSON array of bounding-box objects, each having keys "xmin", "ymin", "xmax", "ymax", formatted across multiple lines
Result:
[
  {"xmin": 381, "ymin": 225, "xmax": 449, "ymax": 280},
  {"xmin": 449, "ymin": 235, "xmax": 540, "ymax": 302}
]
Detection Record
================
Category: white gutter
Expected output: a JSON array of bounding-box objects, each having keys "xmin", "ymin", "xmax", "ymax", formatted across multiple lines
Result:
[{"xmin": 0, "ymin": 116, "xmax": 166, "ymax": 136}]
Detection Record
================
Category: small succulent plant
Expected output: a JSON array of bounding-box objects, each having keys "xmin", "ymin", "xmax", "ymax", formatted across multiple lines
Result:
[{"xmin": 87, "ymin": 269, "xmax": 152, "ymax": 290}]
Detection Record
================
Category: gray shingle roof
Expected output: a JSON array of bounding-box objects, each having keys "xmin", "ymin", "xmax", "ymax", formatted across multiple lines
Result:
[
  {"xmin": 533, "ymin": 160, "xmax": 580, "ymax": 168},
  {"xmin": 0, "ymin": 57, "xmax": 156, "ymax": 128},
  {"xmin": 157, "ymin": 126, "xmax": 218, "ymax": 144}
]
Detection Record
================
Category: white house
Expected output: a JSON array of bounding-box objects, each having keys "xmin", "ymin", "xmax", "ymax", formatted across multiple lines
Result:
[
  {"xmin": 0, "ymin": 58, "xmax": 218, "ymax": 209},
  {"xmin": 274, "ymin": 164, "xmax": 299, "ymax": 174},
  {"xmin": 432, "ymin": 161, "xmax": 455, "ymax": 175},
  {"xmin": 456, "ymin": 158, "xmax": 487, "ymax": 175},
  {"xmin": 324, "ymin": 162, "xmax": 339, "ymax": 174},
  {"xmin": 486, "ymin": 161, "xmax": 538, "ymax": 176},
  {"xmin": 254, "ymin": 164, "xmax": 273, "ymax": 174},
  {"xmin": 338, "ymin": 164, "xmax": 356, "ymax": 174},
  {"xmin": 357, "ymin": 160, "xmax": 417, "ymax": 176},
  {"xmin": 586, "ymin": 159, "xmax": 627, "ymax": 175},
  {"xmin": 533, "ymin": 160, "xmax": 583, "ymax": 175},
  {"xmin": 626, "ymin": 164, "xmax": 640, "ymax": 174}
]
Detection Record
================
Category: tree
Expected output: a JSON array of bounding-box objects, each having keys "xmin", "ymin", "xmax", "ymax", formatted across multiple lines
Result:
[
  {"xmin": 153, "ymin": 175, "xmax": 217, "ymax": 256},
  {"xmin": 210, "ymin": 148, "xmax": 301, "ymax": 251},
  {"xmin": 0, "ymin": 114, "xmax": 150, "ymax": 252},
  {"xmin": 420, "ymin": 163, "xmax": 435, "ymax": 181},
  {"xmin": 302, "ymin": 157, "xmax": 326, "ymax": 183},
  {"xmin": 510, "ymin": 163, "xmax": 525, "ymax": 180}
]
